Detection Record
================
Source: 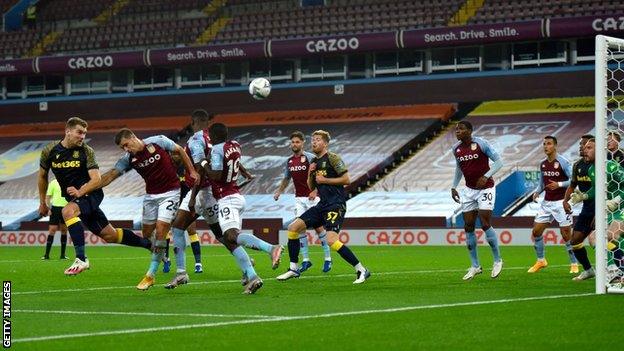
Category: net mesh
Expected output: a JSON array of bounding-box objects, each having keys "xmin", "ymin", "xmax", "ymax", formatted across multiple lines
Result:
[{"xmin": 603, "ymin": 38, "xmax": 624, "ymax": 293}]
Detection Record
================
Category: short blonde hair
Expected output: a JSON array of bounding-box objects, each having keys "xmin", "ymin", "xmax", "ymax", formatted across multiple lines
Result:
[
  {"xmin": 312, "ymin": 130, "xmax": 330, "ymax": 143},
  {"xmin": 66, "ymin": 117, "xmax": 88, "ymax": 129}
]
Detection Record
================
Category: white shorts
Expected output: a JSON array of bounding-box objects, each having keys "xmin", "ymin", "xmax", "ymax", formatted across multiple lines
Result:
[
  {"xmin": 217, "ymin": 194, "xmax": 245, "ymax": 233},
  {"xmin": 534, "ymin": 199, "xmax": 573, "ymax": 227},
  {"xmin": 295, "ymin": 196, "xmax": 320, "ymax": 217},
  {"xmin": 460, "ymin": 187, "xmax": 496, "ymax": 212},
  {"xmin": 142, "ymin": 189, "xmax": 181, "ymax": 225},
  {"xmin": 179, "ymin": 187, "xmax": 219, "ymax": 224}
]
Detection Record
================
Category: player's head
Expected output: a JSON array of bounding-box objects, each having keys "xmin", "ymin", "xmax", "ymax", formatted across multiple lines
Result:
[
  {"xmin": 114, "ymin": 128, "xmax": 143, "ymax": 154},
  {"xmin": 543, "ymin": 135, "xmax": 557, "ymax": 156},
  {"xmin": 191, "ymin": 109, "xmax": 213, "ymax": 132},
  {"xmin": 311, "ymin": 130, "xmax": 330, "ymax": 154},
  {"xmin": 290, "ymin": 131, "xmax": 305, "ymax": 154},
  {"xmin": 208, "ymin": 122, "xmax": 228, "ymax": 144},
  {"xmin": 455, "ymin": 121, "xmax": 472, "ymax": 141},
  {"xmin": 608, "ymin": 130, "xmax": 621, "ymax": 151},
  {"xmin": 579, "ymin": 134, "xmax": 594, "ymax": 156},
  {"xmin": 65, "ymin": 117, "xmax": 88, "ymax": 147},
  {"xmin": 583, "ymin": 138, "xmax": 595, "ymax": 162}
]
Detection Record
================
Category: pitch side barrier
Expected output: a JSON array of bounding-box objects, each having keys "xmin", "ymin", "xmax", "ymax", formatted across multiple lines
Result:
[{"xmin": 1, "ymin": 15, "xmax": 623, "ymax": 77}]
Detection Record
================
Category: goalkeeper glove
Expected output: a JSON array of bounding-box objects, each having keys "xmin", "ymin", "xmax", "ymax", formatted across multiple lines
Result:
[
  {"xmin": 607, "ymin": 195, "xmax": 622, "ymax": 212},
  {"xmin": 570, "ymin": 189, "xmax": 588, "ymax": 205}
]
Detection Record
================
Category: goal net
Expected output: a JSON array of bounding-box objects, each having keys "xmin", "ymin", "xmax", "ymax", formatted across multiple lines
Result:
[{"xmin": 595, "ymin": 35, "xmax": 624, "ymax": 294}]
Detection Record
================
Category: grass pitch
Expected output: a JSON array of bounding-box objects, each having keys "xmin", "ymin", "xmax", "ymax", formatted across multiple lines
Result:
[{"xmin": 1, "ymin": 245, "xmax": 618, "ymax": 350}]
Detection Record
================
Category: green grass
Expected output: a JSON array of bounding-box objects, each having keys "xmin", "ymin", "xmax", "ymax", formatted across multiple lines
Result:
[{"xmin": 0, "ymin": 245, "xmax": 619, "ymax": 350}]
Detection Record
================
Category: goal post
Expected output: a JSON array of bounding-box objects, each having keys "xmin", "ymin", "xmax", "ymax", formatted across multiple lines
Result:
[{"xmin": 595, "ymin": 34, "xmax": 624, "ymax": 294}]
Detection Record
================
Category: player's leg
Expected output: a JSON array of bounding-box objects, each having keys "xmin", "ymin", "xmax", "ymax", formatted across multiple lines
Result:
[
  {"xmin": 461, "ymin": 209, "xmax": 482, "ymax": 281},
  {"xmin": 555, "ymin": 205, "xmax": 578, "ymax": 273},
  {"xmin": 137, "ymin": 192, "xmax": 178, "ymax": 290},
  {"xmin": 278, "ymin": 207, "xmax": 319, "ymax": 280},
  {"xmin": 165, "ymin": 189, "xmax": 205, "ymax": 288},
  {"xmin": 606, "ymin": 217, "xmax": 624, "ymax": 283},
  {"xmin": 221, "ymin": 195, "xmax": 282, "ymax": 269},
  {"xmin": 320, "ymin": 205, "xmax": 369, "ymax": 284},
  {"xmin": 570, "ymin": 210, "xmax": 594, "ymax": 280},
  {"xmin": 475, "ymin": 187, "xmax": 502, "ymax": 278},
  {"xmin": 43, "ymin": 223, "xmax": 57, "ymax": 260},
  {"xmin": 217, "ymin": 198, "xmax": 262, "ymax": 294},
  {"xmin": 295, "ymin": 198, "xmax": 312, "ymax": 270},
  {"xmin": 528, "ymin": 222, "xmax": 549, "ymax": 273},
  {"xmin": 59, "ymin": 222, "xmax": 68, "ymax": 259},
  {"xmin": 186, "ymin": 220, "xmax": 203, "ymax": 273},
  {"xmin": 61, "ymin": 202, "xmax": 86, "ymax": 265},
  {"xmin": 315, "ymin": 226, "xmax": 332, "ymax": 272}
]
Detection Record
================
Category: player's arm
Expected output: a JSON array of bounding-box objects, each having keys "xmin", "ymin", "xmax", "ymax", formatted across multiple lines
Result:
[
  {"xmin": 99, "ymin": 153, "xmax": 131, "ymax": 189},
  {"xmin": 274, "ymin": 161, "xmax": 291, "ymax": 200},
  {"xmin": 316, "ymin": 153, "xmax": 350, "ymax": 185},
  {"xmin": 173, "ymin": 144, "xmax": 199, "ymax": 185},
  {"xmin": 450, "ymin": 158, "xmax": 462, "ymax": 203},
  {"xmin": 38, "ymin": 167, "xmax": 50, "ymax": 216},
  {"xmin": 563, "ymin": 160, "xmax": 580, "ymax": 203},
  {"xmin": 307, "ymin": 161, "xmax": 317, "ymax": 191},
  {"xmin": 532, "ymin": 170, "xmax": 544, "ymax": 202},
  {"xmin": 99, "ymin": 169, "xmax": 122, "ymax": 188},
  {"xmin": 67, "ymin": 169, "xmax": 101, "ymax": 198},
  {"xmin": 38, "ymin": 144, "xmax": 52, "ymax": 216},
  {"xmin": 480, "ymin": 138, "xmax": 503, "ymax": 186},
  {"xmin": 239, "ymin": 163, "xmax": 254, "ymax": 180},
  {"xmin": 67, "ymin": 146, "xmax": 101, "ymax": 198},
  {"xmin": 200, "ymin": 145, "xmax": 224, "ymax": 181}
]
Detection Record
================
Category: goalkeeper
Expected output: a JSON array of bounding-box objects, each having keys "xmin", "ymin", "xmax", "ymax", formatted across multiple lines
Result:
[{"xmin": 566, "ymin": 138, "xmax": 624, "ymax": 282}]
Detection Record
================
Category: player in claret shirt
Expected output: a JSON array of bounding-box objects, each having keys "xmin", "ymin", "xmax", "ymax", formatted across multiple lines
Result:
[
  {"xmin": 450, "ymin": 121, "xmax": 504, "ymax": 281},
  {"xmin": 274, "ymin": 131, "xmax": 332, "ymax": 273},
  {"xmin": 527, "ymin": 136, "xmax": 578, "ymax": 274},
  {"xmin": 99, "ymin": 128, "xmax": 199, "ymax": 290}
]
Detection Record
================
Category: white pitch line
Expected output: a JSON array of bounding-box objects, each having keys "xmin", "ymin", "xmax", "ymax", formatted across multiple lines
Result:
[
  {"xmin": 0, "ymin": 254, "xmax": 236, "ymax": 263},
  {"xmin": 14, "ymin": 309, "xmax": 281, "ymax": 319},
  {"xmin": 12, "ymin": 264, "xmax": 569, "ymax": 296},
  {"xmin": 12, "ymin": 292, "xmax": 596, "ymax": 343}
]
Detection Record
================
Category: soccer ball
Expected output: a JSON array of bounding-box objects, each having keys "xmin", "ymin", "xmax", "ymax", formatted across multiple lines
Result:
[{"xmin": 248, "ymin": 77, "xmax": 271, "ymax": 100}]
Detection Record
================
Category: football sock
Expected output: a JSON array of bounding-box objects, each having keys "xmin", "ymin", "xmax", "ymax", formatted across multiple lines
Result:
[
  {"xmin": 533, "ymin": 235, "xmax": 545, "ymax": 260},
  {"xmin": 299, "ymin": 233, "xmax": 310, "ymax": 261},
  {"xmin": 318, "ymin": 230, "xmax": 331, "ymax": 260},
  {"xmin": 572, "ymin": 243, "xmax": 592, "ymax": 271},
  {"xmin": 331, "ymin": 241, "xmax": 360, "ymax": 267},
  {"xmin": 287, "ymin": 231, "xmax": 300, "ymax": 268},
  {"xmin": 232, "ymin": 247, "xmax": 257, "ymax": 280},
  {"xmin": 466, "ymin": 231, "xmax": 479, "ymax": 268},
  {"xmin": 65, "ymin": 217, "xmax": 86, "ymax": 261},
  {"xmin": 44, "ymin": 235, "xmax": 53, "ymax": 257},
  {"xmin": 60, "ymin": 234, "xmax": 67, "ymax": 257},
  {"xmin": 164, "ymin": 237, "xmax": 170, "ymax": 259},
  {"xmin": 117, "ymin": 228, "xmax": 151, "ymax": 250},
  {"xmin": 189, "ymin": 232, "xmax": 201, "ymax": 264},
  {"xmin": 485, "ymin": 227, "xmax": 502, "ymax": 262},
  {"xmin": 236, "ymin": 232, "xmax": 273, "ymax": 254},
  {"xmin": 147, "ymin": 240, "xmax": 166, "ymax": 277},
  {"xmin": 565, "ymin": 240, "xmax": 577, "ymax": 264},
  {"xmin": 172, "ymin": 227, "xmax": 187, "ymax": 273}
]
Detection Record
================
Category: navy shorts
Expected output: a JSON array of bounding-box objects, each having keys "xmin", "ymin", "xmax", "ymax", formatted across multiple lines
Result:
[
  {"xmin": 49, "ymin": 206, "xmax": 64, "ymax": 226},
  {"xmin": 299, "ymin": 202, "xmax": 346, "ymax": 233},
  {"xmin": 73, "ymin": 192, "xmax": 109, "ymax": 236},
  {"xmin": 573, "ymin": 207, "xmax": 595, "ymax": 235}
]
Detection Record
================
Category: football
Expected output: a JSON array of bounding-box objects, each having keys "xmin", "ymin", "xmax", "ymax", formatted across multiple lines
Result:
[{"xmin": 248, "ymin": 77, "xmax": 271, "ymax": 100}]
